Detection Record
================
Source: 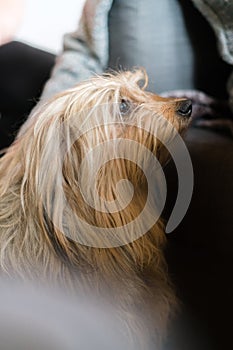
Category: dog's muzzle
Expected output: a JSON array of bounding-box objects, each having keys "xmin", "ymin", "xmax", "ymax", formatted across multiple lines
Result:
[{"xmin": 177, "ymin": 99, "xmax": 192, "ymax": 118}]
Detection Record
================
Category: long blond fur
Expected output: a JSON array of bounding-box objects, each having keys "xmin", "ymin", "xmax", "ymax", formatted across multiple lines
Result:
[{"xmin": 0, "ymin": 70, "xmax": 184, "ymax": 348}]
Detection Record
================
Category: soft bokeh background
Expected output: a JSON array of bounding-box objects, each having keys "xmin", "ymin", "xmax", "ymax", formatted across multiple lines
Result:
[{"xmin": 16, "ymin": 0, "xmax": 85, "ymax": 53}]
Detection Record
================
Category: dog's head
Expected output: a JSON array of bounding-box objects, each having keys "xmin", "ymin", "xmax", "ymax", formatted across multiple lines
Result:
[
  {"xmin": 27, "ymin": 69, "xmax": 191, "ymax": 177},
  {"xmin": 2, "ymin": 69, "xmax": 192, "ymax": 250}
]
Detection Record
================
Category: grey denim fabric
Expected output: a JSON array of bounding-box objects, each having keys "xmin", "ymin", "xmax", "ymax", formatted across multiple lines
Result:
[
  {"xmin": 108, "ymin": 0, "xmax": 195, "ymax": 93},
  {"xmin": 41, "ymin": 0, "xmax": 233, "ymax": 108}
]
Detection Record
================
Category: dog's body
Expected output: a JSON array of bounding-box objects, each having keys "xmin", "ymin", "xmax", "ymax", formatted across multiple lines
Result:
[{"xmin": 0, "ymin": 70, "xmax": 191, "ymax": 348}]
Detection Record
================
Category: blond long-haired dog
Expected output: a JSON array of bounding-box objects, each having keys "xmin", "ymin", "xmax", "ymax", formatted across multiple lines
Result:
[{"xmin": 0, "ymin": 70, "xmax": 191, "ymax": 349}]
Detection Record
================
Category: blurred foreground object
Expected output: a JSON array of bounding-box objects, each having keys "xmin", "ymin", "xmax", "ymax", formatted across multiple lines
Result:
[{"xmin": 0, "ymin": 280, "xmax": 135, "ymax": 350}]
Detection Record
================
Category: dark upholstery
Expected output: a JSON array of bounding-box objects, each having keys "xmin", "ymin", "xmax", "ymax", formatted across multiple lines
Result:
[
  {"xmin": 0, "ymin": 41, "xmax": 55, "ymax": 150},
  {"xmin": 164, "ymin": 127, "xmax": 233, "ymax": 349}
]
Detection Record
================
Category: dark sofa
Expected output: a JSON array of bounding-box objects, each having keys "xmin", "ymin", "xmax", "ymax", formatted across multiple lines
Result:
[
  {"xmin": 0, "ymin": 41, "xmax": 55, "ymax": 150},
  {"xmin": 165, "ymin": 127, "xmax": 233, "ymax": 350}
]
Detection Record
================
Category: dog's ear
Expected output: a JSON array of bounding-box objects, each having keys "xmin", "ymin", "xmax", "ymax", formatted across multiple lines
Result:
[
  {"xmin": 122, "ymin": 68, "xmax": 148, "ymax": 90},
  {"xmin": 10, "ymin": 91, "xmax": 78, "ymax": 217}
]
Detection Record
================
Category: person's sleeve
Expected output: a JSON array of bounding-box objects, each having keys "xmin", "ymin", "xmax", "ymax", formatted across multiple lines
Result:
[
  {"xmin": 40, "ymin": 0, "xmax": 113, "ymax": 101},
  {"xmin": 191, "ymin": 0, "xmax": 233, "ymax": 112}
]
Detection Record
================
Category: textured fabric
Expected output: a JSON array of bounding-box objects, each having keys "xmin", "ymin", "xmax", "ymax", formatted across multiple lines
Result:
[
  {"xmin": 108, "ymin": 0, "xmax": 232, "ymax": 96},
  {"xmin": 41, "ymin": 0, "xmax": 113, "ymax": 100},
  {"xmin": 191, "ymin": 0, "xmax": 233, "ymax": 111},
  {"xmin": 191, "ymin": 0, "xmax": 233, "ymax": 64},
  {"xmin": 41, "ymin": 0, "xmax": 233, "ymax": 111},
  {"xmin": 108, "ymin": 0, "xmax": 195, "ymax": 93}
]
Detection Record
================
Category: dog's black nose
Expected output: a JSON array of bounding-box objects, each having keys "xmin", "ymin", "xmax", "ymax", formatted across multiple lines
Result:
[{"xmin": 177, "ymin": 99, "xmax": 192, "ymax": 118}]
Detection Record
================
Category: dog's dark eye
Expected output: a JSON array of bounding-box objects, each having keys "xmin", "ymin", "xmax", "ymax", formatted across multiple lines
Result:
[{"xmin": 119, "ymin": 99, "xmax": 131, "ymax": 115}]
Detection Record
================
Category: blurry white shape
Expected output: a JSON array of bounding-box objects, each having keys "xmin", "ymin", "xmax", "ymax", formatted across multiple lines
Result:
[
  {"xmin": 0, "ymin": 279, "xmax": 135, "ymax": 350},
  {"xmin": 16, "ymin": 0, "xmax": 85, "ymax": 53}
]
